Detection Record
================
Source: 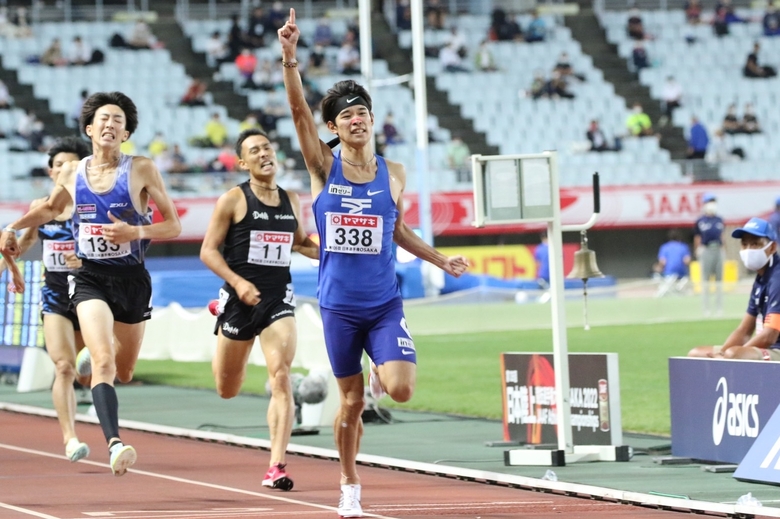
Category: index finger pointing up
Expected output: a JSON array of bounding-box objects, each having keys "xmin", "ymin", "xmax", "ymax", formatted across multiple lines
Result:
[{"xmin": 290, "ymin": 7, "xmax": 295, "ymax": 24}]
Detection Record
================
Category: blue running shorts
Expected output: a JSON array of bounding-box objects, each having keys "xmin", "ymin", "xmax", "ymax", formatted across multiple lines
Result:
[{"xmin": 320, "ymin": 297, "xmax": 416, "ymax": 379}]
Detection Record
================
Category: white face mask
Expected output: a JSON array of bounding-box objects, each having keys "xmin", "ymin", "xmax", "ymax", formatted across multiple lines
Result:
[
  {"xmin": 704, "ymin": 202, "xmax": 717, "ymax": 215},
  {"xmin": 740, "ymin": 242, "xmax": 773, "ymax": 271}
]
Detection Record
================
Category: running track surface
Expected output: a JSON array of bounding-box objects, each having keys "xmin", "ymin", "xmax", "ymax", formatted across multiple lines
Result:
[{"xmin": 0, "ymin": 412, "xmax": 710, "ymax": 519}]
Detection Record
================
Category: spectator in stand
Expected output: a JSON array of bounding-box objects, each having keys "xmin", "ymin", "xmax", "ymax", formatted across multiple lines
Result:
[
  {"xmin": 627, "ymin": 8, "xmax": 646, "ymax": 40},
  {"xmin": 439, "ymin": 42, "xmax": 469, "ymax": 72},
  {"xmin": 204, "ymin": 112, "xmax": 228, "ymax": 148},
  {"xmin": 168, "ymin": 144, "xmax": 189, "ymax": 174},
  {"xmin": 180, "ymin": 79, "xmax": 208, "ymax": 106},
  {"xmin": 554, "ymin": 52, "xmax": 585, "ymax": 81},
  {"xmin": 547, "ymin": 71, "xmax": 574, "ymax": 99},
  {"xmin": 307, "ymin": 44, "xmax": 329, "ymax": 76},
  {"xmin": 529, "ymin": 71, "xmax": 549, "ymax": 99},
  {"xmin": 587, "ymin": 120, "xmax": 620, "ymax": 152},
  {"xmin": 303, "ymin": 82, "xmax": 324, "ymax": 111},
  {"xmin": 147, "ymin": 132, "xmax": 168, "ymax": 159},
  {"xmin": 659, "ymin": 75, "xmax": 682, "ymax": 126},
  {"xmin": 10, "ymin": 6, "xmax": 31, "ymax": 39},
  {"xmin": 265, "ymin": 1, "xmax": 288, "ymax": 36},
  {"xmin": 713, "ymin": 0, "xmax": 747, "ymax": 36},
  {"xmin": 246, "ymin": 7, "xmax": 266, "ymax": 48},
  {"xmin": 744, "ymin": 42, "xmax": 777, "ymax": 78},
  {"xmin": 41, "ymin": 38, "xmax": 68, "ymax": 66},
  {"xmin": 382, "ymin": 112, "xmax": 403, "ymax": 145},
  {"xmin": 69, "ymin": 89, "xmax": 87, "ymax": 127},
  {"xmin": 227, "ymin": 14, "xmax": 246, "ymax": 61},
  {"xmin": 0, "ymin": 79, "xmax": 11, "ymax": 109},
  {"xmin": 447, "ymin": 26, "xmax": 467, "ymax": 57},
  {"xmin": 235, "ymin": 48, "xmax": 258, "ymax": 88},
  {"xmin": 68, "ymin": 36, "xmax": 92, "ymax": 66},
  {"xmin": 239, "ymin": 113, "xmax": 262, "ymax": 133},
  {"xmin": 426, "ymin": 0, "xmax": 446, "ymax": 29},
  {"xmin": 722, "ymin": 104, "xmax": 740, "ymax": 134},
  {"xmin": 685, "ymin": 0, "xmax": 703, "ymax": 24},
  {"xmin": 313, "ymin": 18, "xmax": 334, "ymax": 47},
  {"xmin": 742, "ymin": 103, "xmax": 761, "ymax": 133},
  {"xmin": 127, "ymin": 21, "xmax": 157, "ymax": 50},
  {"xmin": 687, "ymin": 116, "xmax": 709, "ymax": 159},
  {"xmin": 706, "ymin": 128, "xmax": 745, "ymax": 163},
  {"xmin": 474, "ymin": 39, "xmax": 498, "ymax": 72},
  {"xmin": 257, "ymin": 90, "xmax": 287, "ymax": 133},
  {"xmin": 489, "ymin": 8, "xmax": 521, "ymax": 41},
  {"xmin": 15, "ymin": 109, "xmax": 46, "ymax": 151},
  {"xmin": 396, "ymin": 0, "xmax": 412, "ymax": 31},
  {"xmin": 764, "ymin": 1, "xmax": 780, "ymax": 36},
  {"xmin": 447, "ymin": 134, "xmax": 472, "ymax": 183},
  {"xmin": 525, "ymin": 11, "xmax": 546, "ymax": 43},
  {"xmin": 216, "ymin": 144, "xmax": 238, "ymax": 172},
  {"xmin": 626, "ymin": 103, "xmax": 656, "ymax": 137},
  {"xmin": 336, "ymin": 41, "xmax": 361, "ymax": 75},
  {"xmin": 632, "ymin": 41, "xmax": 649, "ymax": 71},
  {"xmin": 251, "ymin": 59, "xmax": 279, "ymax": 91},
  {"xmin": 206, "ymin": 31, "xmax": 230, "ymax": 67}
]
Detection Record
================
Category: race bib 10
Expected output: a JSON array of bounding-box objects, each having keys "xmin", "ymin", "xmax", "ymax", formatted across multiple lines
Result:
[{"xmin": 42, "ymin": 239, "xmax": 75, "ymax": 272}]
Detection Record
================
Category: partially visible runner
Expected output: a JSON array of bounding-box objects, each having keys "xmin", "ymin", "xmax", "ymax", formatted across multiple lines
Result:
[
  {"xmin": 200, "ymin": 129, "xmax": 318, "ymax": 491},
  {"xmin": 0, "ymin": 92, "xmax": 182, "ymax": 476},
  {"xmin": 0, "ymin": 136, "xmax": 92, "ymax": 462},
  {"xmin": 278, "ymin": 9, "xmax": 469, "ymax": 517}
]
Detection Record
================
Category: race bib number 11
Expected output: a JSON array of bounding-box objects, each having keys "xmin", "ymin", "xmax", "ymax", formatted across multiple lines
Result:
[
  {"xmin": 248, "ymin": 231, "xmax": 293, "ymax": 266},
  {"xmin": 78, "ymin": 224, "xmax": 130, "ymax": 259},
  {"xmin": 325, "ymin": 212, "xmax": 382, "ymax": 255}
]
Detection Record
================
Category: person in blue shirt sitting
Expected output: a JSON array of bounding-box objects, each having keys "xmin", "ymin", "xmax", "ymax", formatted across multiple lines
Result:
[{"xmin": 655, "ymin": 229, "xmax": 691, "ymax": 297}]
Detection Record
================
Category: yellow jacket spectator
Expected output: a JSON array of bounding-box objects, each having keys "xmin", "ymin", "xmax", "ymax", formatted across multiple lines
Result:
[
  {"xmin": 205, "ymin": 113, "xmax": 228, "ymax": 147},
  {"xmin": 626, "ymin": 103, "xmax": 654, "ymax": 136}
]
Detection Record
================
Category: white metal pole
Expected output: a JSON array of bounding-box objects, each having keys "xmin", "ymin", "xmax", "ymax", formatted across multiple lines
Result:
[
  {"xmin": 358, "ymin": 0, "xmax": 373, "ymax": 88},
  {"xmin": 547, "ymin": 151, "xmax": 573, "ymax": 454},
  {"xmin": 410, "ymin": 0, "xmax": 433, "ymax": 245}
]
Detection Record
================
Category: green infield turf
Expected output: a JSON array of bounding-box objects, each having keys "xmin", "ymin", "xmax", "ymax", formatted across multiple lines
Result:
[{"xmin": 134, "ymin": 292, "xmax": 742, "ymax": 436}]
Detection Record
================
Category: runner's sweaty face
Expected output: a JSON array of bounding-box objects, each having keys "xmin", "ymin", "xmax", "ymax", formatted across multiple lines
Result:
[
  {"xmin": 86, "ymin": 104, "xmax": 129, "ymax": 148},
  {"xmin": 332, "ymin": 105, "xmax": 373, "ymax": 146},
  {"xmin": 239, "ymin": 134, "xmax": 278, "ymax": 180},
  {"xmin": 49, "ymin": 152, "xmax": 80, "ymax": 183}
]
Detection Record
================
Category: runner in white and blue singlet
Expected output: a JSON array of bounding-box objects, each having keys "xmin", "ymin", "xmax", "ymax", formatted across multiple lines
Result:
[
  {"xmin": 0, "ymin": 136, "xmax": 92, "ymax": 463},
  {"xmin": 279, "ymin": 10, "xmax": 469, "ymax": 517},
  {"xmin": 0, "ymin": 92, "xmax": 182, "ymax": 477}
]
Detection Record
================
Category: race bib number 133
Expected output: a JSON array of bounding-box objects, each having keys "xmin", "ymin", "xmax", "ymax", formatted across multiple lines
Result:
[
  {"xmin": 78, "ymin": 224, "xmax": 130, "ymax": 259},
  {"xmin": 325, "ymin": 212, "xmax": 382, "ymax": 255}
]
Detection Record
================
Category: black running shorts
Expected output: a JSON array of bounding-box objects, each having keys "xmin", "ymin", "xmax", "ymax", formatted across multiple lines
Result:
[
  {"xmin": 68, "ymin": 261, "xmax": 152, "ymax": 324},
  {"xmin": 214, "ymin": 283, "xmax": 296, "ymax": 341}
]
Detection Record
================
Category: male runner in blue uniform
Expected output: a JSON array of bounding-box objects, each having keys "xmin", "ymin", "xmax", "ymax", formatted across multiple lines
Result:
[
  {"xmin": 279, "ymin": 10, "xmax": 468, "ymax": 517},
  {"xmin": 689, "ymin": 217, "xmax": 780, "ymax": 360},
  {"xmin": 201, "ymin": 128, "xmax": 318, "ymax": 491},
  {"xmin": 1, "ymin": 92, "xmax": 181, "ymax": 476},
  {"xmin": 0, "ymin": 136, "xmax": 91, "ymax": 462}
]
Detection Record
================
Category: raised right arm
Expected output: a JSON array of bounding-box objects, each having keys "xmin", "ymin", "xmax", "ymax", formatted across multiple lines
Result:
[{"xmin": 279, "ymin": 8, "xmax": 333, "ymax": 198}]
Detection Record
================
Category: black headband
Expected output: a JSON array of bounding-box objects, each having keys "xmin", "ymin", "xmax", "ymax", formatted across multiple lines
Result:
[{"xmin": 329, "ymin": 95, "xmax": 370, "ymax": 121}]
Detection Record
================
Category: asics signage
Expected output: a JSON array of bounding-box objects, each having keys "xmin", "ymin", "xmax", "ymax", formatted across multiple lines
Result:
[{"xmin": 670, "ymin": 358, "xmax": 780, "ymax": 463}]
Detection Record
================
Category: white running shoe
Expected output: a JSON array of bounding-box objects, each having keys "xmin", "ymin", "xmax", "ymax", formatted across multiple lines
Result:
[
  {"xmin": 75, "ymin": 348, "xmax": 92, "ymax": 377},
  {"xmin": 109, "ymin": 443, "xmax": 137, "ymax": 476},
  {"xmin": 65, "ymin": 438, "xmax": 90, "ymax": 462},
  {"xmin": 337, "ymin": 484, "xmax": 362, "ymax": 518},
  {"xmin": 368, "ymin": 363, "xmax": 386, "ymax": 401}
]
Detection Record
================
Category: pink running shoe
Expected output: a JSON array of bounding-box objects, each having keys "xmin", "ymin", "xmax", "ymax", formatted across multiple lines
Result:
[
  {"xmin": 207, "ymin": 300, "xmax": 221, "ymax": 316},
  {"xmin": 262, "ymin": 463, "xmax": 293, "ymax": 491}
]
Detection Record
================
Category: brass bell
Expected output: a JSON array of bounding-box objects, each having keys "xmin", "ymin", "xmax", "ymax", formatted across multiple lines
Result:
[
  {"xmin": 568, "ymin": 231, "xmax": 603, "ymax": 331},
  {"xmin": 568, "ymin": 231, "xmax": 604, "ymax": 280}
]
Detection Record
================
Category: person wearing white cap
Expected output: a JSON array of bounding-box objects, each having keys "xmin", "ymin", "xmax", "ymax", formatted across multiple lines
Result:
[
  {"xmin": 688, "ymin": 217, "xmax": 780, "ymax": 360},
  {"xmin": 693, "ymin": 193, "xmax": 724, "ymax": 315}
]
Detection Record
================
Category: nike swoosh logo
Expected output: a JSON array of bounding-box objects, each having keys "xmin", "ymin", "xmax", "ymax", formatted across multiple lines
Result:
[
  {"xmin": 347, "ymin": 97, "xmax": 359, "ymax": 103},
  {"xmin": 367, "ymin": 189, "xmax": 384, "ymax": 196},
  {"xmin": 401, "ymin": 349, "xmax": 415, "ymax": 355}
]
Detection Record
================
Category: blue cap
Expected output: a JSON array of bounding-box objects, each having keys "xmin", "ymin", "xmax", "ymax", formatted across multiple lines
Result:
[
  {"xmin": 702, "ymin": 193, "xmax": 716, "ymax": 203},
  {"xmin": 732, "ymin": 217, "xmax": 777, "ymax": 241},
  {"xmin": 775, "ymin": 195, "xmax": 780, "ymax": 206}
]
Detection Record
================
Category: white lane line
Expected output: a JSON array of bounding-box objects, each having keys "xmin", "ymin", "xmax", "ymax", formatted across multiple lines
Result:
[
  {"xmin": 0, "ymin": 443, "xmax": 398, "ymax": 519},
  {"xmin": 76, "ymin": 511, "xmax": 331, "ymax": 519},
  {"xmin": 0, "ymin": 502, "xmax": 62, "ymax": 519}
]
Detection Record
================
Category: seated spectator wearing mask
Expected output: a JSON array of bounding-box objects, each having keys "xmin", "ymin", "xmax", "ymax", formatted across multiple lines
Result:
[{"xmin": 688, "ymin": 218, "xmax": 780, "ymax": 360}]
